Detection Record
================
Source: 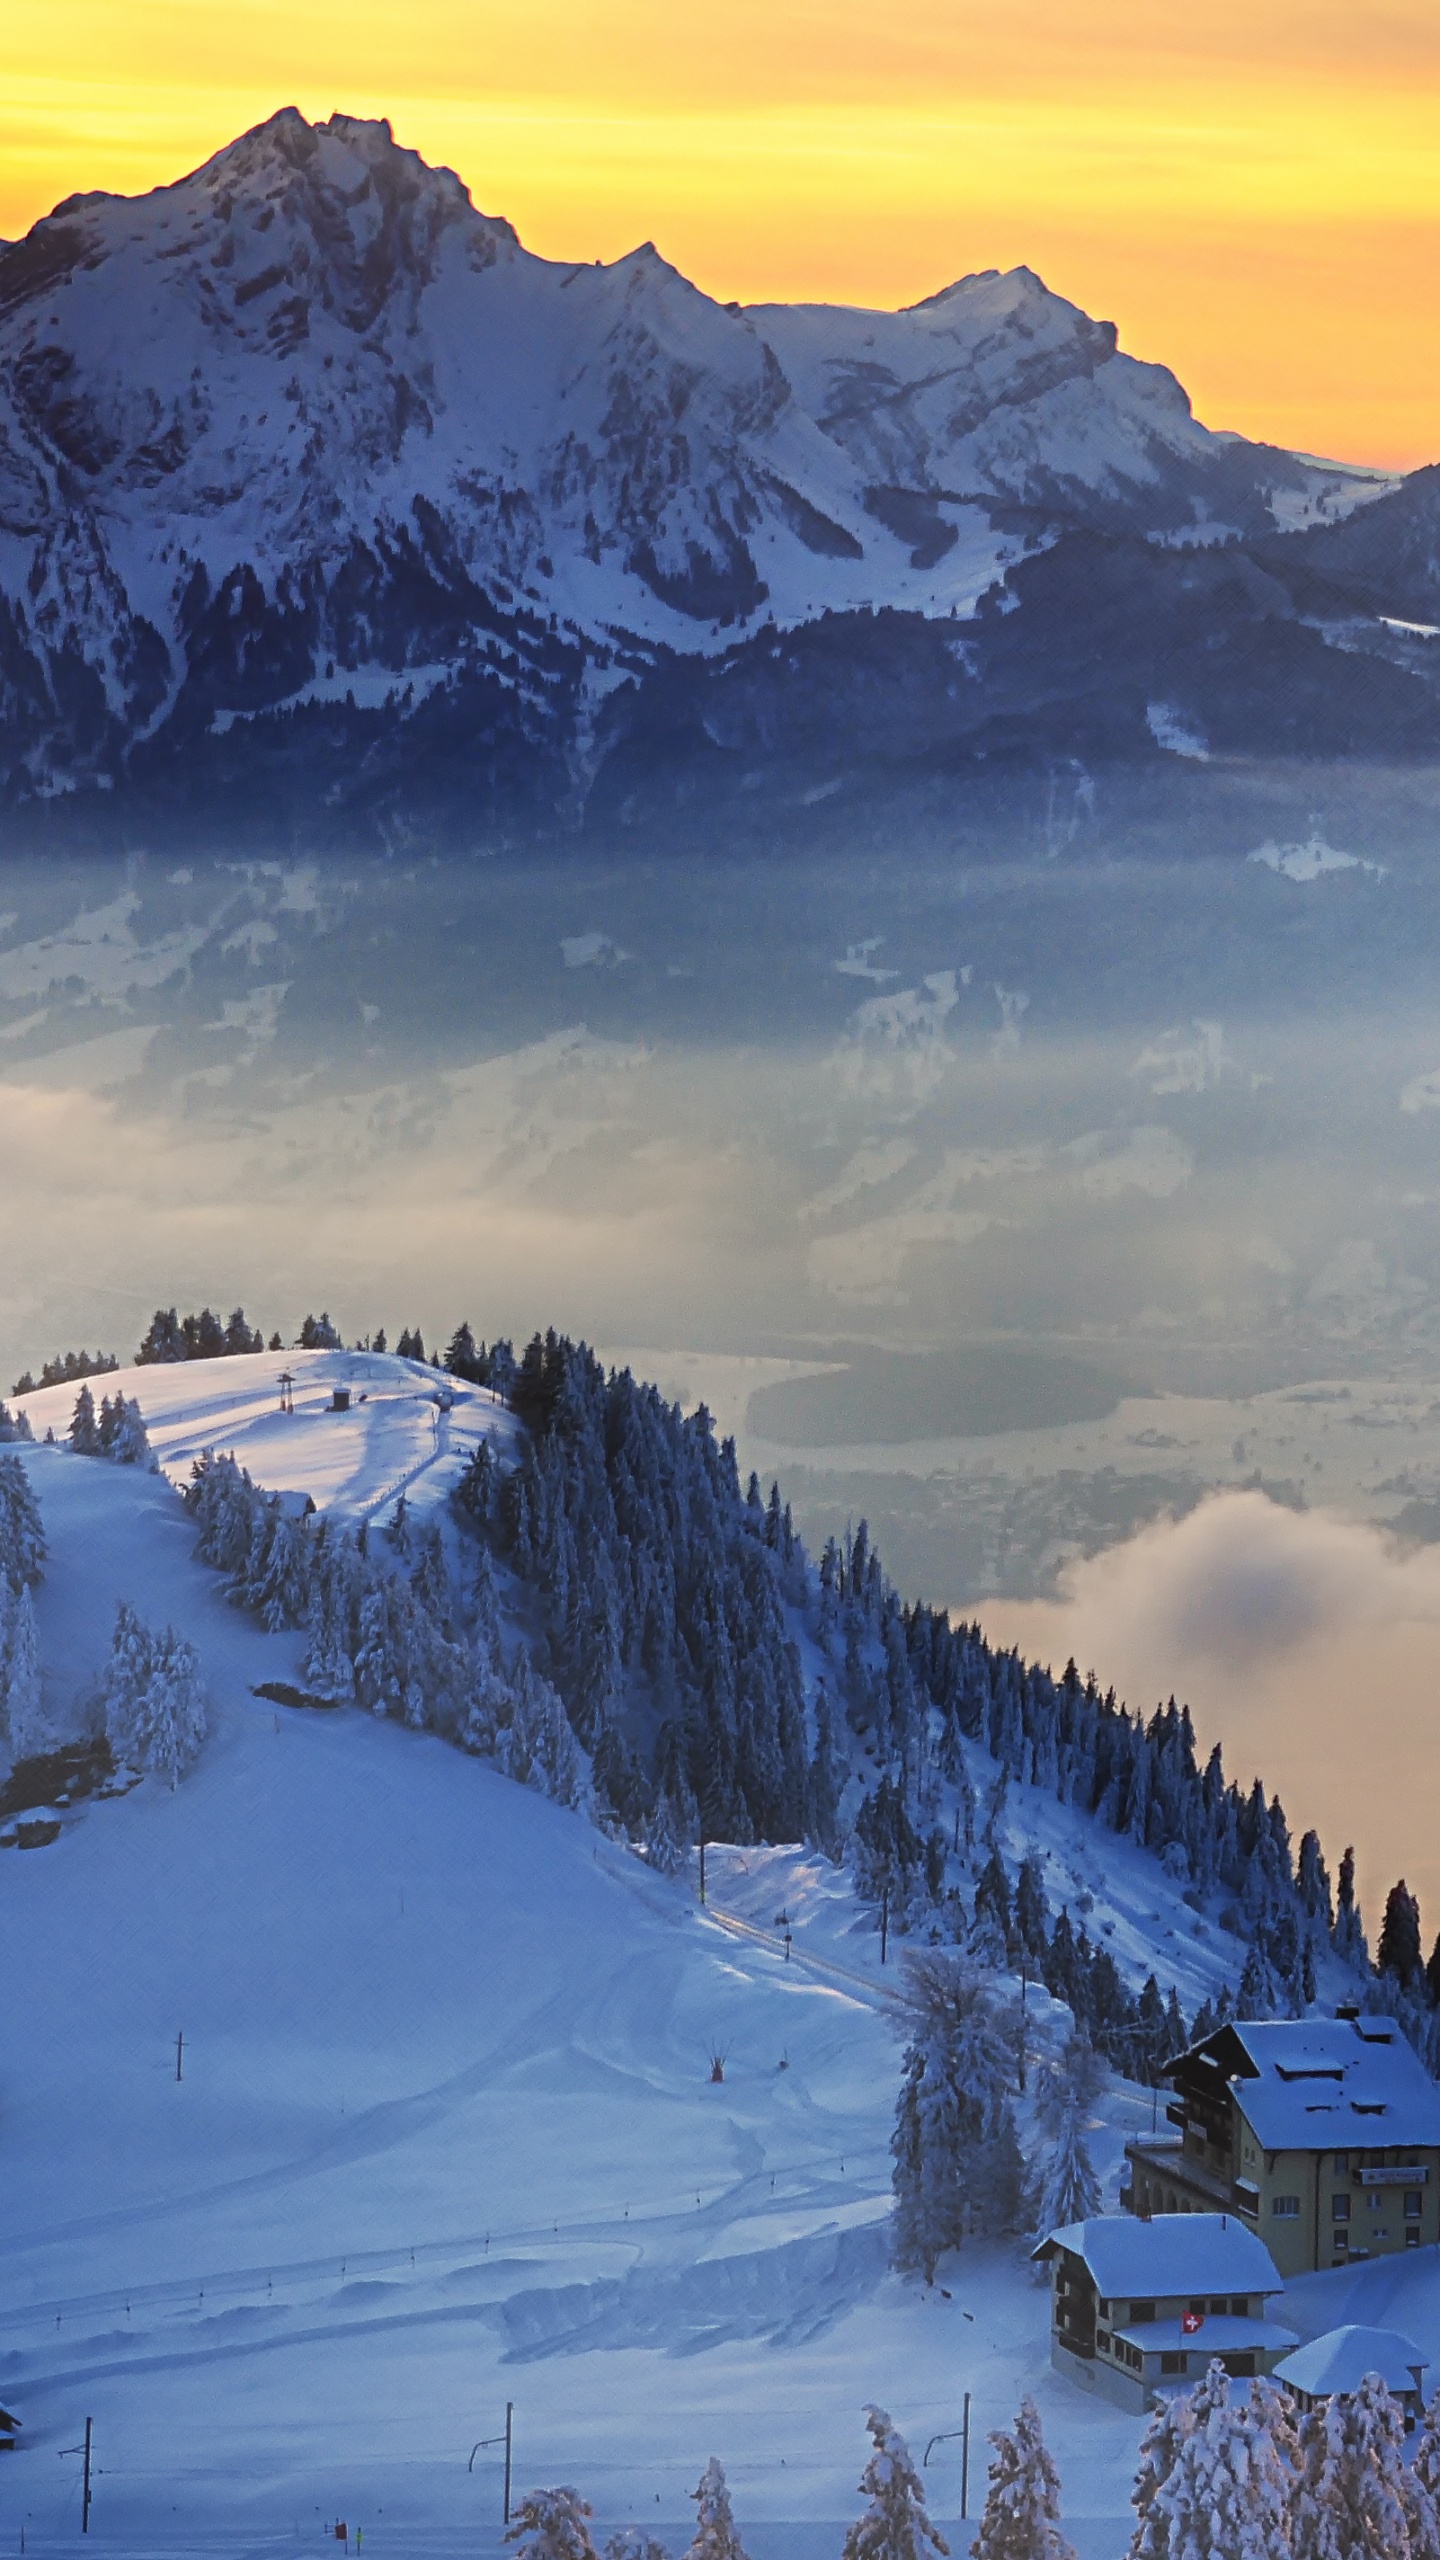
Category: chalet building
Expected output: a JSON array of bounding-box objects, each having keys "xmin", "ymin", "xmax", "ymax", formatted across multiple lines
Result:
[
  {"xmin": 1032, "ymin": 2214, "xmax": 1292, "ymax": 2414},
  {"xmin": 1274, "ymin": 2325, "xmax": 1429, "ymax": 2428},
  {"xmin": 1123, "ymin": 2010, "xmax": 1440, "ymax": 2279}
]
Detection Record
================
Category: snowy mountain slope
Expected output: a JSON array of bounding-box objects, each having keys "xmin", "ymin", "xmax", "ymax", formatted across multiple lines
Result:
[
  {"xmin": 5, "ymin": 1354, "xmax": 1439, "ymax": 2554},
  {"xmin": 16, "ymin": 1346, "xmax": 515, "ymax": 1529},
  {"xmin": 0, "ymin": 107, "xmax": 1406, "ymax": 821}
]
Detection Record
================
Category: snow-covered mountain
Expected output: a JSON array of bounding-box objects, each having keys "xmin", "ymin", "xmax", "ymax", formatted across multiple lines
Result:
[
  {"xmin": 0, "ymin": 107, "xmax": 1413, "ymax": 824},
  {"xmin": 4, "ymin": 1341, "xmax": 1439, "ymax": 2554}
]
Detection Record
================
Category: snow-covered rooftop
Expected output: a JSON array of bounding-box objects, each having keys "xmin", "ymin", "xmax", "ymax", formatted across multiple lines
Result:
[
  {"xmin": 1274, "ymin": 2324, "xmax": 1429, "ymax": 2400},
  {"xmin": 1190, "ymin": 2018, "xmax": 1440, "ymax": 2152},
  {"xmin": 1035, "ymin": 2214, "xmax": 1283, "ymax": 2299}
]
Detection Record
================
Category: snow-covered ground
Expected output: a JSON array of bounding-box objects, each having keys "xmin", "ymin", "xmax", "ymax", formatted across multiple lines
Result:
[
  {"xmin": 6, "ymin": 1367, "xmax": 1440, "ymax": 2559},
  {"xmin": 17, "ymin": 1348, "xmax": 515, "ymax": 1531}
]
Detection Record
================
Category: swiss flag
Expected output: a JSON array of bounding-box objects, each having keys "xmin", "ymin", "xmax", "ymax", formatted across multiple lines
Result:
[{"xmin": 1181, "ymin": 2311, "xmax": 1205, "ymax": 2336}]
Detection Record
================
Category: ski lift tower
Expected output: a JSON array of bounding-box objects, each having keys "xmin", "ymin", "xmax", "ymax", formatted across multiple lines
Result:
[{"xmin": 278, "ymin": 1370, "xmax": 295, "ymax": 1415}]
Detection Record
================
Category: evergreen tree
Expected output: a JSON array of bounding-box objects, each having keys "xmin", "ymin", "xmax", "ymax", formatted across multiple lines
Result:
[
  {"xmin": 506, "ymin": 2488, "xmax": 602, "ymax": 2560},
  {"xmin": 1292, "ymin": 2374, "xmax": 1415, "ymax": 2560},
  {"xmin": 0, "ymin": 1583, "xmax": 48, "ymax": 1761},
  {"xmin": 683, "ymin": 2460, "xmax": 750, "ymax": 2560},
  {"xmin": 971, "ymin": 2398, "xmax": 1076, "ymax": 2560},
  {"xmin": 891, "ymin": 1954, "xmax": 1021, "ymax": 2277},
  {"xmin": 1378, "ymin": 1881, "xmax": 1424, "ymax": 1990},
  {"xmin": 607, "ymin": 2536, "xmax": 671, "ymax": 2560},
  {"xmin": 1127, "ymin": 2392, "xmax": 1192, "ymax": 2560},
  {"xmin": 645, "ymin": 1788, "xmax": 689, "ymax": 1876},
  {"xmin": 1155, "ymin": 2364, "xmax": 1297, "ymax": 2560},
  {"xmin": 841, "ymin": 2406, "xmax": 948, "ymax": 2560},
  {"xmin": 0, "ymin": 1398, "xmax": 35, "ymax": 1444},
  {"xmin": 1334, "ymin": 1846, "xmax": 1368, "ymax": 1968},
  {"xmin": 299, "ymin": 1312, "xmax": 343, "ymax": 1350},
  {"xmin": 0, "ymin": 1454, "xmax": 46, "ymax": 1589},
  {"xmin": 69, "ymin": 1382, "xmax": 101, "ymax": 1455},
  {"xmin": 1029, "ymin": 2034, "xmax": 1103, "ymax": 2234},
  {"xmin": 101, "ymin": 1604, "xmax": 208, "ymax": 1787}
]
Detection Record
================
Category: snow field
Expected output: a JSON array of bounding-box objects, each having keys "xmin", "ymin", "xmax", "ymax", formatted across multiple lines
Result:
[{"xmin": 5, "ymin": 1377, "xmax": 1440, "ymax": 2557}]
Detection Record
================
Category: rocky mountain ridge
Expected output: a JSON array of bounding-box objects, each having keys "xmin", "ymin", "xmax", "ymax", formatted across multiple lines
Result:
[{"xmin": 0, "ymin": 106, "xmax": 1434, "ymax": 837}]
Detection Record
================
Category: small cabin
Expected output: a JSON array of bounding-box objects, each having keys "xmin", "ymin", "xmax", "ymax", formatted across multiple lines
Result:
[
  {"xmin": 0, "ymin": 2405, "xmax": 21, "ymax": 2451},
  {"xmin": 1274, "ymin": 2324, "xmax": 1429, "ymax": 2428},
  {"xmin": 1033, "ymin": 2213, "xmax": 1293, "ymax": 2413}
]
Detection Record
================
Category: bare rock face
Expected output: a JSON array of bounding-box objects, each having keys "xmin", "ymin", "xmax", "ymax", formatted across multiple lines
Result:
[{"xmin": 0, "ymin": 108, "xmax": 1418, "ymax": 823}]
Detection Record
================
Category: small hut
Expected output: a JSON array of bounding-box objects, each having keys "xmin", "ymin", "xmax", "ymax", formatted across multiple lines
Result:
[{"xmin": 1274, "ymin": 2324, "xmax": 1429, "ymax": 2427}]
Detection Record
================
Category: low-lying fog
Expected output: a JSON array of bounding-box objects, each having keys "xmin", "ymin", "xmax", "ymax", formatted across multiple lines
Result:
[{"xmin": 4, "ymin": 766, "xmax": 1440, "ymax": 1928}]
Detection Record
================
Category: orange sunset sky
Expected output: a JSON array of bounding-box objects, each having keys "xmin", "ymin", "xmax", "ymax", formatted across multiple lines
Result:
[{"xmin": 3, "ymin": 0, "xmax": 1437, "ymax": 470}]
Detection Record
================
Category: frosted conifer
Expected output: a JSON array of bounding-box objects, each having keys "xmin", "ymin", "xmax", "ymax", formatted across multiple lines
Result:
[
  {"xmin": 69, "ymin": 1382, "xmax": 101, "ymax": 1455},
  {"xmin": 506, "ymin": 2487, "xmax": 601, "ymax": 2560},
  {"xmin": 683, "ymin": 2459, "xmax": 750, "ymax": 2560},
  {"xmin": 1030, "ymin": 2034, "xmax": 1104, "ymax": 2235},
  {"xmin": 1155, "ymin": 2362, "xmax": 1296, "ymax": 2560},
  {"xmin": 645, "ymin": 1788, "xmax": 689, "ymax": 1877},
  {"xmin": 971, "ymin": 2398, "xmax": 1075, "ymax": 2560},
  {"xmin": 841, "ymin": 2406, "xmax": 948, "ymax": 2560},
  {"xmin": 1292, "ymin": 2374, "xmax": 1414, "ymax": 2560},
  {"xmin": 892, "ymin": 1954, "xmax": 1019, "ymax": 2277},
  {"xmin": 102, "ymin": 1604, "xmax": 208, "ymax": 1786},
  {"xmin": 606, "ymin": 2534, "xmax": 671, "ymax": 2560},
  {"xmin": 499, "ymin": 1654, "xmax": 588, "ymax": 1810},
  {"xmin": 3, "ymin": 1585, "xmax": 50, "ymax": 1761},
  {"xmin": 108, "ymin": 1394, "xmax": 155, "ymax": 1468},
  {"xmin": 1127, "ymin": 2391, "xmax": 1192, "ymax": 2560}
]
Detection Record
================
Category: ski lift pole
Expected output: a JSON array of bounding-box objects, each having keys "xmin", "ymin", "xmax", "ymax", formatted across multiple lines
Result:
[
  {"xmin": 469, "ymin": 2401, "xmax": 514, "ymax": 2523},
  {"xmin": 924, "ymin": 2396, "xmax": 972, "ymax": 2518}
]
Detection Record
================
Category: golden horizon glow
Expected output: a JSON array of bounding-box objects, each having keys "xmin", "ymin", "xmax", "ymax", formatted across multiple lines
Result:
[{"xmin": 2, "ymin": 3, "xmax": 1438, "ymax": 468}]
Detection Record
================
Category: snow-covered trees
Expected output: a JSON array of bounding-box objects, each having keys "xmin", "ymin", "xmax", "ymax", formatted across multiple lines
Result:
[
  {"xmin": 972, "ymin": 2398, "xmax": 1076, "ymax": 2560},
  {"xmin": 1292, "ymin": 2372, "xmax": 1416, "ymax": 2560},
  {"xmin": 506, "ymin": 2488, "xmax": 602, "ymax": 2560},
  {"xmin": 67, "ymin": 1385, "xmax": 154, "ymax": 1467},
  {"xmin": 683, "ymin": 2459, "xmax": 749, "ymax": 2560},
  {"xmin": 891, "ymin": 1954, "xmax": 1023, "ymax": 2278},
  {"xmin": 841, "ymin": 2406, "xmax": 948, "ymax": 2560},
  {"xmin": 1, "ymin": 1585, "xmax": 49, "ymax": 1761},
  {"xmin": 0, "ymin": 1454, "xmax": 46, "ymax": 1591},
  {"xmin": 101, "ymin": 1603, "xmax": 208, "ymax": 1787},
  {"xmin": 1027, "ymin": 2033, "xmax": 1103, "ymax": 2235},
  {"xmin": 136, "ymin": 1306, "xmax": 264, "ymax": 1363},
  {"xmin": 0, "ymin": 1398, "xmax": 34, "ymax": 1444},
  {"xmin": 1128, "ymin": 2391, "xmax": 1193, "ymax": 2560},
  {"xmin": 1151, "ymin": 2364, "xmax": 1297, "ymax": 2560},
  {"xmin": 644, "ymin": 1787, "xmax": 689, "ymax": 1876}
]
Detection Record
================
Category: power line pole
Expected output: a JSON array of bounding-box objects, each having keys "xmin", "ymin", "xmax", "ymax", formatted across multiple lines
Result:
[
  {"xmin": 698, "ymin": 1837, "xmax": 706, "ymax": 1905},
  {"xmin": 61, "ymin": 2418, "xmax": 93, "ymax": 2532},
  {"xmin": 880, "ymin": 1886, "xmax": 889, "ymax": 1965},
  {"xmin": 504, "ymin": 2399, "xmax": 513, "ymax": 2525},
  {"xmin": 176, "ymin": 2030, "xmax": 184, "ymax": 2083}
]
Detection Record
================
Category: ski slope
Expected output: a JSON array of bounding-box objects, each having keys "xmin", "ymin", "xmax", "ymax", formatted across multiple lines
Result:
[
  {"xmin": 16, "ymin": 1347, "xmax": 515, "ymax": 1528},
  {"xmin": 5, "ymin": 1371, "xmax": 1440, "ymax": 2559}
]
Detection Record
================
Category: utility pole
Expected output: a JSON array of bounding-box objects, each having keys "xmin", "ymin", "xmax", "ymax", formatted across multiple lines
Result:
[
  {"xmin": 469, "ymin": 2400, "xmax": 514, "ymax": 2525},
  {"xmin": 698, "ymin": 1837, "xmax": 706, "ymax": 1905},
  {"xmin": 176, "ymin": 2030, "xmax": 184, "ymax": 2083},
  {"xmin": 880, "ymin": 1885, "xmax": 889, "ymax": 1965},
  {"xmin": 61, "ymin": 2419, "xmax": 93, "ymax": 2532},
  {"xmin": 961, "ymin": 2392, "xmax": 970, "ymax": 2521}
]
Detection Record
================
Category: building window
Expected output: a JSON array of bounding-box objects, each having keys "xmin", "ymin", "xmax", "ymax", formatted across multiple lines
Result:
[
  {"xmin": 1405, "ymin": 2194, "xmax": 1423, "ymax": 2219},
  {"xmin": 1230, "ymin": 2298, "xmax": 1251, "ymax": 2317},
  {"xmin": 1368, "ymin": 2194, "xmax": 1386, "ymax": 2213},
  {"xmin": 1334, "ymin": 2154, "xmax": 1348, "ymax": 2172},
  {"xmin": 1332, "ymin": 2195, "xmax": 1351, "ymax": 2222},
  {"xmin": 1161, "ymin": 2353, "xmax": 1188, "ymax": 2376},
  {"xmin": 1187, "ymin": 2301, "xmax": 1206, "ymax": 2315},
  {"xmin": 1130, "ymin": 2302, "xmax": 1156, "ymax": 2323},
  {"xmin": 1209, "ymin": 2299, "xmax": 1229, "ymax": 2315},
  {"xmin": 1098, "ymin": 2332, "xmax": 1112, "ymax": 2354},
  {"xmin": 1272, "ymin": 2196, "xmax": 1301, "ymax": 2219},
  {"xmin": 1407, "ymin": 2231, "xmax": 1421, "ymax": 2249},
  {"xmin": 1333, "ymin": 2230, "xmax": 1349, "ymax": 2252}
]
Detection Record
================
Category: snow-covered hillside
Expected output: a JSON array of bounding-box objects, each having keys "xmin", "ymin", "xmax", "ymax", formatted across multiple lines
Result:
[
  {"xmin": 6, "ymin": 1351, "xmax": 1440, "ymax": 2556},
  {"xmin": 0, "ymin": 107, "xmax": 1395, "ymax": 809}
]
